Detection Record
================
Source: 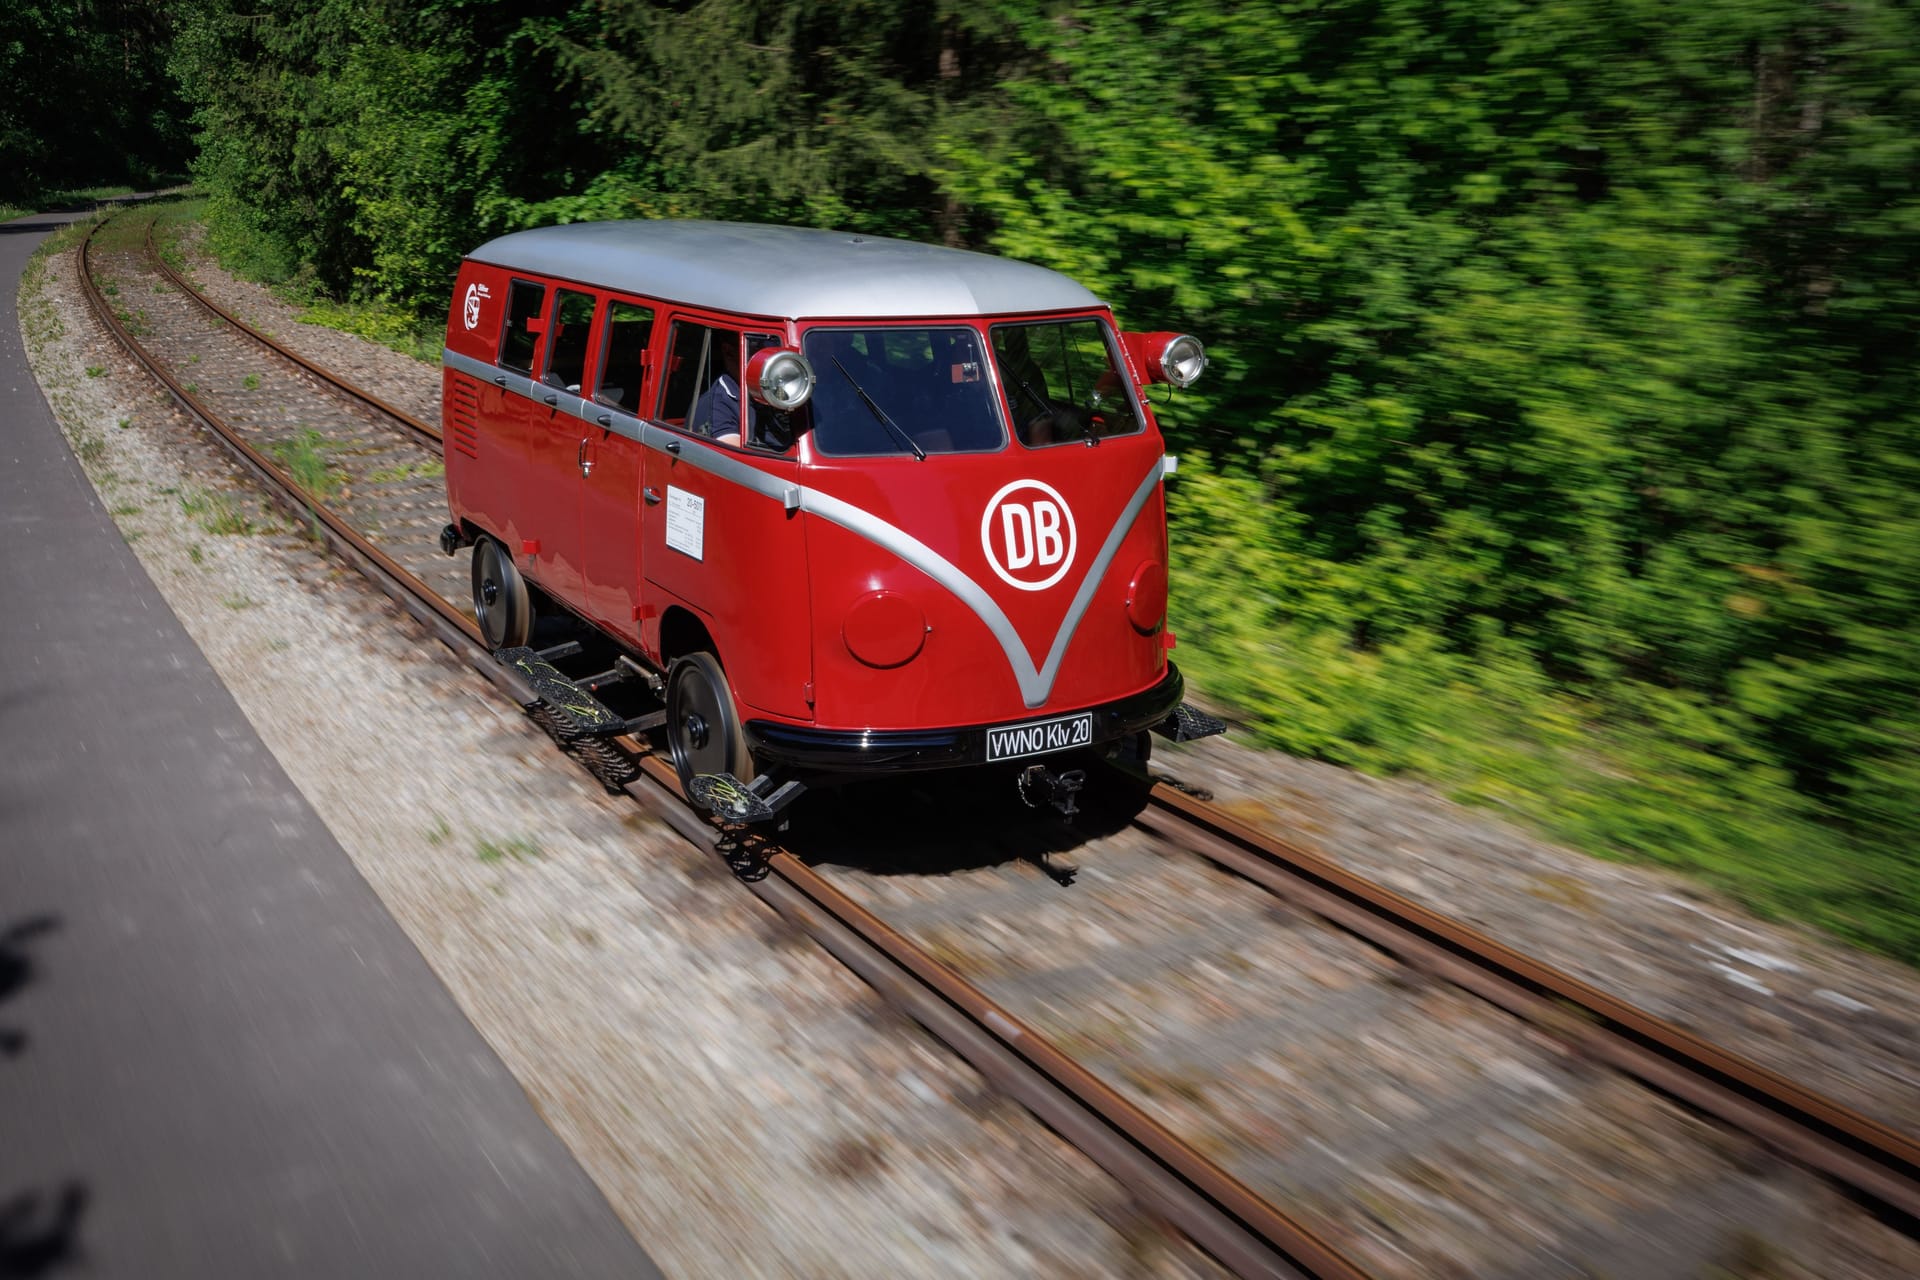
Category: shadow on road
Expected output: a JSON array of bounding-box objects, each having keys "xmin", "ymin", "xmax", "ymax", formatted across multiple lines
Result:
[
  {"xmin": 0, "ymin": 916, "xmax": 59, "ymax": 1058},
  {"xmin": 0, "ymin": 1182, "xmax": 87, "ymax": 1279}
]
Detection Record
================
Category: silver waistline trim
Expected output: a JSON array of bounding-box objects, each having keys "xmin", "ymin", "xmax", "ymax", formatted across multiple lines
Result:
[{"xmin": 445, "ymin": 342, "xmax": 1165, "ymax": 708}]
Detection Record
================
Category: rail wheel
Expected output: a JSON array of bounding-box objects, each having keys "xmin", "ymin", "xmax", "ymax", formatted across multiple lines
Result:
[
  {"xmin": 471, "ymin": 537, "xmax": 532, "ymax": 649},
  {"xmin": 666, "ymin": 651, "xmax": 753, "ymax": 796}
]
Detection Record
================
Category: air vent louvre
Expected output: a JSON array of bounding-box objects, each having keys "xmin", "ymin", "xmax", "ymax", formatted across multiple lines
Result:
[{"xmin": 449, "ymin": 376, "xmax": 481, "ymax": 459}]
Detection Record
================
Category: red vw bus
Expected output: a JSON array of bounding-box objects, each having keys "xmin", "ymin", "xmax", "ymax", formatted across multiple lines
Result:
[{"xmin": 439, "ymin": 220, "xmax": 1219, "ymax": 820}]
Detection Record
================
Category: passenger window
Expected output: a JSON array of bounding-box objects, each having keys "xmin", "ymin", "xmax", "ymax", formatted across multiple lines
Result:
[
  {"xmin": 659, "ymin": 320, "xmax": 744, "ymax": 443},
  {"xmin": 594, "ymin": 299, "xmax": 654, "ymax": 415},
  {"xmin": 498, "ymin": 280, "xmax": 546, "ymax": 375},
  {"xmin": 743, "ymin": 333, "xmax": 798, "ymax": 454},
  {"xmin": 542, "ymin": 290, "xmax": 596, "ymax": 391},
  {"xmin": 991, "ymin": 318, "xmax": 1143, "ymax": 447}
]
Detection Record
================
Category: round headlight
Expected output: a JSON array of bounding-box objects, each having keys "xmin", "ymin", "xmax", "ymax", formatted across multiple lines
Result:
[
  {"xmin": 749, "ymin": 348, "xmax": 816, "ymax": 410},
  {"xmin": 1158, "ymin": 334, "xmax": 1207, "ymax": 388}
]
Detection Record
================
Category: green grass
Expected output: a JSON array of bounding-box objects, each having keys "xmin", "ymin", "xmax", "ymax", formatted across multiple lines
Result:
[
  {"xmin": 1176, "ymin": 575, "xmax": 1920, "ymax": 963},
  {"xmin": 242, "ymin": 373, "xmax": 260, "ymax": 390},
  {"xmin": 368, "ymin": 459, "xmax": 443, "ymax": 484},
  {"xmin": 0, "ymin": 184, "xmax": 169, "ymax": 221},
  {"xmin": 221, "ymin": 594, "xmax": 260, "ymax": 611},
  {"xmin": 179, "ymin": 488, "xmax": 254, "ymax": 536},
  {"xmin": 296, "ymin": 298, "xmax": 442, "ymax": 363},
  {"xmin": 475, "ymin": 836, "xmax": 540, "ymax": 864},
  {"xmin": 266, "ymin": 429, "xmax": 345, "ymax": 499},
  {"xmin": 173, "ymin": 195, "xmax": 442, "ymax": 363}
]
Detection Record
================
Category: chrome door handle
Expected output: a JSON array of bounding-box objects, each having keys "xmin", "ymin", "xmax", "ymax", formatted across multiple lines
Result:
[
  {"xmin": 643, "ymin": 487, "xmax": 661, "ymax": 505},
  {"xmin": 577, "ymin": 437, "xmax": 593, "ymax": 477}
]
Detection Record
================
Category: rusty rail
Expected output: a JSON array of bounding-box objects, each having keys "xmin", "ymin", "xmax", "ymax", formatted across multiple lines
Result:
[
  {"xmin": 141, "ymin": 220, "xmax": 442, "ymax": 450},
  {"xmin": 79, "ymin": 209, "xmax": 1372, "ymax": 1280},
  {"xmin": 1139, "ymin": 783, "xmax": 1920, "ymax": 1224},
  {"xmin": 82, "ymin": 203, "xmax": 1920, "ymax": 1267}
]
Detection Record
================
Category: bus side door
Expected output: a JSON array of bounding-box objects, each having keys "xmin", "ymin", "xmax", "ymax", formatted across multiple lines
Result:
[{"xmin": 577, "ymin": 296, "xmax": 656, "ymax": 641}]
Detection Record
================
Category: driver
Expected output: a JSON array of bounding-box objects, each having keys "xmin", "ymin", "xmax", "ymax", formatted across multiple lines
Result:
[{"xmin": 690, "ymin": 333, "xmax": 743, "ymax": 445}]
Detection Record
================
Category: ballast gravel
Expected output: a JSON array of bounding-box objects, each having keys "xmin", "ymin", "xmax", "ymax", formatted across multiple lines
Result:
[
  {"xmin": 23, "ymin": 218, "xmax": 1920, "ymax": 1278},
  {"xmin": 22, "ymin": 231, "xmax": 1221, "ymax": 1277}
]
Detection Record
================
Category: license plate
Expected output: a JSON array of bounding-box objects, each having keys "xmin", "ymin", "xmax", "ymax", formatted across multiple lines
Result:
[{"xmin": 985, "ymin": 712, "xmax": 1094, "ymax": 762}]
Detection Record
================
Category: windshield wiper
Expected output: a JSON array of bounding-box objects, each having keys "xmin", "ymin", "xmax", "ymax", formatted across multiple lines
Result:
[
  {"xmin": 830, "ymin": 357, "xmax": 925, "ymax": 461},
  {"xmin": 1008, "ymin": 373, "xmax": 1052, "ymax": 422}
]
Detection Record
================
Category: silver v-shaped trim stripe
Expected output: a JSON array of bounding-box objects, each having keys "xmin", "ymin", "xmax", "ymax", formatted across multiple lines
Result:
[
  {"xmin": 443, "ymin": 348, "xmax": 1167, "ymax": 708},
  {"xmin": 800, "ymin": 457, "xmax": 1167, "ymax": 707}
]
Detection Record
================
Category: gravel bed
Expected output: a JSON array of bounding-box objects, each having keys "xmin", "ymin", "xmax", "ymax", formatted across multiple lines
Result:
[
  {"xmin": 23, "ymin": 230, "xmax": 1223, "ymax": 1277},
  {"xmin": 1154, "ymin": 734, "xmax": 1920, "ymax": 1135},
  {"xmin": 36, "ymin": 220, "xmax": 1920, "ymax": 1277}
]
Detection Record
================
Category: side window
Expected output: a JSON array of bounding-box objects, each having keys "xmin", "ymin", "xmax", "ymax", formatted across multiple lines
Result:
[
  {"xmin": 498, "ymin": 280, "xmax": 546, "ymax": 375},
  {"xmin": 594, "ymin": 299, "xmax": 654, "ymax": 414},
  {"xmin": 658, "ymin": 320, "xmax": 744, "ymax": 442},
  {"xmin": 743, "ymin": 332, "xmax": 797, "ymax": 454},
  {"xmin": 542, "ymin": 289, "xmax": 596, "ymax": 391},
  {"xmin": 990, "ymin": 318, "xmax": 1143, "ymax": 447}
]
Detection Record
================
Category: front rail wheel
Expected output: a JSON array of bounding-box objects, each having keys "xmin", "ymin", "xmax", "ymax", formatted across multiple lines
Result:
[
  {"xmin": 666, "ymin": 652, "xmax": 754, "ymax": 798},
  {"xmin": 471, "ymin": 538, "xmax": 532, "ymax": 649}
]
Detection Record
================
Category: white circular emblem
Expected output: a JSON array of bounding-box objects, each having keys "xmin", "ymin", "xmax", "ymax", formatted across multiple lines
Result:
[
  {"xmin": 981, "ymin": 479, "xmax": 1078, "ymax": 592},
  {"xmin": 462, "ymin": 281, "xmax": 490, "ymax": 331}
]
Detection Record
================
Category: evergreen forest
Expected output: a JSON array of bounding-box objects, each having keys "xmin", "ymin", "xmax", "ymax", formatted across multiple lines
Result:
[{"xmin": 9, "ymin": 1, "xmax": 1920, "ymax": 959}]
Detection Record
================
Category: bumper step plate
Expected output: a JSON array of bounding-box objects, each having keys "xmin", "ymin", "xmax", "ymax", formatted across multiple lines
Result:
[
  {"xmin": 1154, "ymin": 702, "xmax": 1227, "ymax": 743},
  {"xmin": 497, "ymin": 645, "xmax": 627, "ymax": 738}
]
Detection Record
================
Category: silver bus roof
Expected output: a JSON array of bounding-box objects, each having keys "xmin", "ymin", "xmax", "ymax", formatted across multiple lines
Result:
[{"xmin": 465, "ymin": 220, "xmax": 1104, "ymax": 320}]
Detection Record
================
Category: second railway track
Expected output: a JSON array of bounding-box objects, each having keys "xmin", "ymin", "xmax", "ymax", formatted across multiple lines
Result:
[{"xmin": 73, "ymin": 205, "xmax": 1920, "ymax": 1278}]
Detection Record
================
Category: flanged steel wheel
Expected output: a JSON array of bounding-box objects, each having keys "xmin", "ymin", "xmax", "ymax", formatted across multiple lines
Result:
[
  {"xmin": 666, "ymin": 651, "xmax": 753, "ymax": 795},
  {"xmin": 471, "ymin": 537, "xmax": 531, "ymax": 649}
]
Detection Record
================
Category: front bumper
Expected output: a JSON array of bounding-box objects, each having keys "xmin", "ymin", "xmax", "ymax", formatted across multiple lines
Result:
[{"xmin": 745, "ymin": 665, "xmax": 1186, "ymax": 773}]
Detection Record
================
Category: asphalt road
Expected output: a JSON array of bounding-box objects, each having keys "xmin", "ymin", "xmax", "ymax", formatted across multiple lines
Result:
[{"xmin": 0, "ymin": 203, "xmax": 664, "ymax": 1279}]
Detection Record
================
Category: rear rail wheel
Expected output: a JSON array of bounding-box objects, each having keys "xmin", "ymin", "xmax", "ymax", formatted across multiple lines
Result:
[
  {"xmin": 665, "ymin": 651, "xmax": 754, "ymax": 799},
  {"xmin": 471, "ymin": 538, "xmax": 532, "ymax": 649}
]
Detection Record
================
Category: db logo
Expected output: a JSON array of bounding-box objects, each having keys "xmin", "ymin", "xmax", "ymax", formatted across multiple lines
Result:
[
  {"xmin": 981, "ymin": 480, "xmax": 1077, "ymax": 591},
  {"xmin": 462, "ymin": 281, "xmax": 492, "ymax": 331}
]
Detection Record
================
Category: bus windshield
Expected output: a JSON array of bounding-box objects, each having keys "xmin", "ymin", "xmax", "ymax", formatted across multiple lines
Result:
[{"xmin": 803, "ymin": 326, "xmax": 1006, "ymax": 457}]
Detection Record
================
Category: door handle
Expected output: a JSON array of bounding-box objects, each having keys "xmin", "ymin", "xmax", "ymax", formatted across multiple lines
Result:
[
  {"xmin": 577, "ymin": 437, "xmax": 593, "ymax": 477},
  {"xmin": 664, "ymin": 439, "xmax": 681, "ymax": 455},
  {"xmin": 597, "ymin": 414, "xmax": 612, "ymax": 426},
  {"xmin": 493, "ymin": 375, "xmax": 507, "ymax": 386},
  {"xmin": 544, "ymin": 393, "xmax": 559, "ymax": 405},
  {"xmin": 643, "ymin": 487, "xmax": 662, "ymax": 505}
]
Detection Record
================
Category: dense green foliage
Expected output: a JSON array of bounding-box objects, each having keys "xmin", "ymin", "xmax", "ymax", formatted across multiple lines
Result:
[
  {"xmin": 157, "ymin": 1, "xmax": 1920, "ymax": 956},
  {"xmin": 0, "ymin": 1, "xmax": 191, "ymax": 206}
]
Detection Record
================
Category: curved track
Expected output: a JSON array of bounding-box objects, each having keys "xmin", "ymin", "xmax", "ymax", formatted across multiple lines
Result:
[{"xmin": 79, "ymin": 208, "xmax": 1920, "ymax": 1278}]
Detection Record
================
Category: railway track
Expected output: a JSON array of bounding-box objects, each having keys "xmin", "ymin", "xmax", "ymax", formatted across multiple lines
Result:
[{"xmin": 76, "ymin": 206, "xmax": 1920, "ymax": 1278}]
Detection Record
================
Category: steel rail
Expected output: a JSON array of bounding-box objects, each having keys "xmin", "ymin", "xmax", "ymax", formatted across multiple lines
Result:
[
  {"xmin": 139, "ymin": 220, "xmax": 443, "ymax": 450},
  {"xmin": 79, "ymin": 210, "xmax": 1371, "ymax": 1280},
  {"xmin": 78, "ymin": 208, "xmax": 1920, "ymax": 1251},
  {"xmin": 80, "ymin": 216, "xmax": 527, "ymax": 708},
  {"xmin": 1139, "ymin": 782, "xmax": 1920, "ymax": 1224}
]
